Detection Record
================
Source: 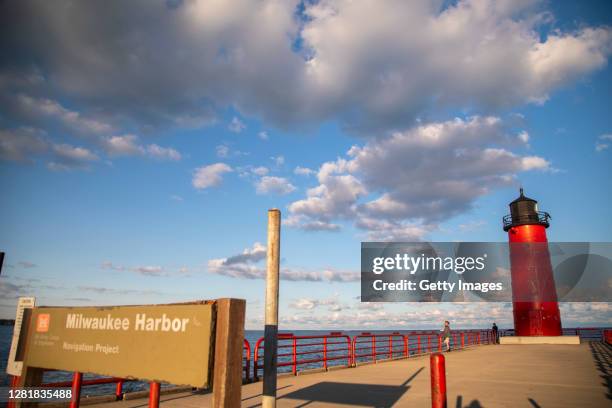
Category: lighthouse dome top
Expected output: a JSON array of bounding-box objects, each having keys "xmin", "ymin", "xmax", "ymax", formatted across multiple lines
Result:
[
  {"xmin": 510, "ymin": 188, "xmax": 537, "ymax": 205},
  {"xmin": 503, "ymin": 188, "xmax": 550, "ymax": 231}
]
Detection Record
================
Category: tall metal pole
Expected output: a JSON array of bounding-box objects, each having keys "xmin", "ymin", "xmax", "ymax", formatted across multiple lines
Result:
[{"xmin": 263, "ymin": 209, "xmax": 281, "ymax": 408}]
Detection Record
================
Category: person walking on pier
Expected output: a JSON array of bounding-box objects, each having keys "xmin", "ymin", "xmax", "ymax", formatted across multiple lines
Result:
[
  {"xmin": 492, "ymin": 322, "xmax": 499, "ymax": 344},
  {"xmin": 442, "ymin": 320, "xmax": 451, "ymax": 352}
]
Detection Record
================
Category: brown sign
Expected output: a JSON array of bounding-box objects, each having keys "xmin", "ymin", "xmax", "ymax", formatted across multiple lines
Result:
[{"xmin": 23, "ymin": 303, "xmax": 214, "ymax": 387}]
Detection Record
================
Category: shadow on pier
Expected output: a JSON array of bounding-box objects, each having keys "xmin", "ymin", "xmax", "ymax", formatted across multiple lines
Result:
[
  {"xmin": 259, "ymin": 367, "xmax": 424, "ymax": 407},
  {"xmin": 589, "ymin": 341, "xmax": 612, "ymax": 400}
]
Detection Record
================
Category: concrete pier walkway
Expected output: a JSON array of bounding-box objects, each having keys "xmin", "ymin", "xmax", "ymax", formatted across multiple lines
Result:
[{"xmin": 95, "ymin": 342, "xmax": 610, "ymax": 407}]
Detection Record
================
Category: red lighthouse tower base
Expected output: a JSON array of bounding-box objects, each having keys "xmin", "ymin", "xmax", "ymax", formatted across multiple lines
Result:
[{"xmin": 503, "ymin": 189, "xmax": 562, "ymax": 337}]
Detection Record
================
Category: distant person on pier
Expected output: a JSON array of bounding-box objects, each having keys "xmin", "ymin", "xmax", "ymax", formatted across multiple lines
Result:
[
  {"xmin": 492, "ymin": 323, "xmax": 499, "ymax": 344},
  {"xmin": 441, "ymin": 320, "xmax": 451, "ymax": 351}
]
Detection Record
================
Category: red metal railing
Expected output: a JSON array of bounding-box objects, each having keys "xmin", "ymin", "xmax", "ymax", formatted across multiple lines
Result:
[
  {"xmin": 37, "ymin": 371, "xmax": 137, "ymax": 408},
  {"xmin": 243, "ymin": 338, "xmax": 251, "ymax": 383},
  {"xmin": 253, "ymin": 332, "xmax": 352, "ymax": 380},
  {"xmin": 252, "ymin": 330, "xmax": 494, "ymax": 377},
  {"xmin": 406, "ymin": 331, "xmax": 442, "ymax": 355},
  {"xmin": 352, "ymin": 332, "xmax": 407, "ymax": 364}
]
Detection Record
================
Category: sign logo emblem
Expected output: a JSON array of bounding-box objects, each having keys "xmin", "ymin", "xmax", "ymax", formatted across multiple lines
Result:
[{"xmin": 36, "ymin": 314, "xmax": 50, "ymax": 332}]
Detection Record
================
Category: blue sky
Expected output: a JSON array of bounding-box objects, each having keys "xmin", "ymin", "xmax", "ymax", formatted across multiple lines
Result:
[{"xmin": 0, "ymin": 0, "xmax": 611, "ymax": 329}]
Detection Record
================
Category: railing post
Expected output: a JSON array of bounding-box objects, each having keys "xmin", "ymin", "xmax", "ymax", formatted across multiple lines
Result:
[
  {"xmin": 438, "ymin": 335, "xmax": 442, "ymax": 352},
  {"xmin": 70, "ymin": 372, "xmax": 83, "ymax": 408},
  {"xmin": 323, "ymin": 336, "xmax": 328, "ymax": 370},
  {"xmin": 346, "ymin": 336, "xmax": 352, "ymax": 367},
  {"xmin": 292, "ymin": 337, "xmax": 297, "ymax": 375},
  {"xmin": 389, "ymin": 336, "xmax": 393, "ymax": 359},
  {"xmin": 430, "ymin": 353, "xmax": 447, "ymax": 408},
  {"xmin": 372, "ymin": 336, "xmax": 376, "ymax": 362},
  {"xmin": 404, "ymin": 335, "xmax": 408, "ymax": 358},
  {"xmin": 461, "ymin": 332, "xmax": 464, "ymax": 348},
  {"xmin": 148, "ymin": 382, "xmax": 160, "ymax": 408},
  {"xmin": 478, "ymin": 332, "xmax": 481, "ymax": 344},
  {"xmin": 417, "ymin": 335, "xmax": 421, "ymax": 354},
  {"xmin": 427, "ymin": 335, "xmax": 431, "ymax": 353},
  {"xmin": 115, "ymin": 380, "xmax": 123, "ymax": 400},
  {"xmin": 253, "ymin": 338, "xmax": 263, "ymax": 381}
]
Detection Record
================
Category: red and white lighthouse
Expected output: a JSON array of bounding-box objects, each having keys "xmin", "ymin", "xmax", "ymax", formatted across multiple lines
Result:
[{"xmin": 503, "ymin": 188, "xmax": 562, "ymax": 336}]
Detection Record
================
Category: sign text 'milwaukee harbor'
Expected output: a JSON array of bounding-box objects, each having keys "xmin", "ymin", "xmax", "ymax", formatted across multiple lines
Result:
[{"xmin": 65, "ymin": 313, "xmax": 191, "ymax": 332}]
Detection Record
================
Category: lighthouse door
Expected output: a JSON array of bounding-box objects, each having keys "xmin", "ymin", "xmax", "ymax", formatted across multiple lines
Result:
[{"xmin": 528, "ymin": 309, "xmax": 543, "ymax": 336}]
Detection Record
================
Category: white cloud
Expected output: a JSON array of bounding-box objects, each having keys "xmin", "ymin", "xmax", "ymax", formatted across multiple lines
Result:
[
  {"xmin": 224, "ymin": 242, "xmax": 267, "ymax": 265},
  {"xmin": 289, "ymin": 296, "xmax": 348, "ymax": 312},
  {"xmin": 294, "ymin": 166, "xmax": 315, "ymax": 176},
  {"xmin": 146, "ymin": 144, "xmax": 181, "ymax": 161},
  {"xmin": 258, "ymin": 131, "xmax": 269, "ymax": 141},
  {"xmin": 192, "ymin": 162, "xmax": 233, "ymax": 189},
  {"xmin": 208, "ymin": 242, "xmax": 359, "ymax": 282},
  {"xmin": 215, "ymin": 143, "xmax": 248, "ymax": 158},
  {"xmin": 1, "ymin": 1, "xmax": 610, "ymax": 134},
  {"xmin": 272, "ymin": 155, "xmax": 285, "ymax": 166},
  {"xmin": 288, "ymin": 159, "xmax": 366, "ymax": 227},
  {"xmin": 216, "ymin": 144, "xmax": 230, "ymax": 158},
  {"xmin": 251, "ymin": 166, "xmax": 269, "ymax": 176},
  {"xmin": 255, "ymin": 176, "xmax": 296, "ymax": 195},
  {"xmin": 101, "ymin": 262, "xmax": 166, "ymax": 277},
  {"xmin": 0, "ymin": 127, "xmax": 103, "ymax": 170},
  {"xmin": 251, "ymin": 298, "xmax": 612, "ymax": 330},
  {"xmin": 0, "ymin": 127, "xmax": 48, "ymax": 161},
  {"xmin": 355, "ymin": 218, "xmax": 432, "ymax": 241},
  {"xmin": 596, "ymin": 134, "xmax": 612, "ymax": 152},
  {"xmin": 103, "ymin": 134, "xmax": 142, "ymax": 156},
  {"xmin": 458, "ymin": 220, "xmax": 486, "ymax": 232},
  {"xmin": 170, "ymin": 195, "xmax": 183, "ymax": 202},
  {"xmin": 209, "ymin": 263, "xmax": 359, "ymax": 282},
  {"xmin": 300, "ymin": 220, "xmax": 341, "ymax": 232},
  {"xmin": 102, "ymin": 134, "xmax": 180, "ymax": 161},
  {"xmin": 520, "ymin": 155, "xmax": 550, "ymax": 170},
  {"xmin": 14, "ymin": 94, "xmax": 113, "ymax": 135},
  {"xmin": 283, "ymin": 215, "xmax": 341, "ymax": 231},
  {"xmin": 48, "ymin": 143, "xmax": 98, "ymax": 170},
  {"xmin": 287, "ymin": 116, "xmax": 550, "ymax": 239},
  {"xmin": 53, "ymin": 144, "xmax": 98, "ymax": 162},
  {"xmin": 272, "ymin": 301, "xmax": 516, "ymax": 330},
  {"xmin": 518, "ymin": 131, "xmax": 529, "ymax": 143},
  {"xmin": 5, "ymin": 94, "xmax": 181, "ymax": 164},
  {"xmin": 298, "ymin": 1, "xmax": 612, "ymax": 131},
  {"xmin": 228, "ymin": 117, "xmax": 246, "ymax": 133},
  {"xmin": 77, "ymin": 285, "xmax": 163, "ymax": 296}
]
